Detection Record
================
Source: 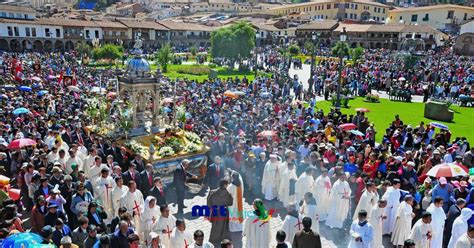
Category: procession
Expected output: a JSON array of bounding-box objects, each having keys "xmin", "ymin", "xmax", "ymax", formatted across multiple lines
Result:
[{"xmin": 0, "ymin": 11, "xmax": 473, "ymax": 248}]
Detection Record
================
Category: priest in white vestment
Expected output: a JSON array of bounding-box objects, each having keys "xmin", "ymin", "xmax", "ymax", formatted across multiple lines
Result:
[
  {"xmin": 295, "ymin": 167, "xmax": 314, "ymax": 204},
  {"xmin": 142, "ymin": 196, "xmax": 160, "ymax": 245},
  {"xmin": 153, "ymin": 205, "xmax": 176, "ymax": 248},
  {"xmin": 391, "ymin": 195, "xmax": 414, "ymax": 246},
  {"xmin": 120, "ymin": 181, "xmax": 144, "ymax": 237},
  {"xmin": 326, "ymin": 173, "xmax": 351, "ymax": 229},
  {"xmin": 227, "ymin": 172, "xmax": 244, "ymax": 232},
  {"xmin": 454, "ymin": 226, "xmax": 474, "ymax": 248},
  {"xmin": 300, "ymin": 192, "xmax": 319, "ymax": 234},
  {"xmin": 278, "ymin": 162, "xmax": 297, "ymax": 207},
  {"xmin": 349, "ymin": 210, "xmax": 374, "ymax": 248},
  {"xmin": 189, "ymin": 230, "xmax": 215, "ymax": 248},
  {"xmin": 382, "ymin": 179, "xmax": 401, "ymax": 234},
  {"xmin": 369, "ymin": 199, "xmax": 387, "ymax": 248},
  {"xmin": 170, "ymin": 219, "xmax": 193, "ymax": 248},
  {"xmin": 94, "ymin": 168, "xmax": 116, "ymax": 224},
  {"xmin": 448, "ymin": 208, "xmax": 474, "ymax": 248},
  {"xmin": 282, "ymin": 204, "xmax": 304, "ymax": 244},
  {"xmin": 261, "ymin": 154, "xmax": 282, "ymax": 200},
  {"xmin": 242, "ymin": 199, "xmax": 271, "ymax": 248},
  {"xmin": 426, "ymin": 197, "xmax": 446, "ymax": 248},
  {"xmin": 312, "ymin": 169, "xmax": 331, "ymax": 221},
  {"xmin": 409, "ymin": 212, "xmax": 433, "ymax": 248},
  {"xmin": 353, "ymin": 182, "xmax": 378, "ymax": 220},
  {"xmin": 111, "ymin": 177, "xmax": 129, "ymax": 216}
]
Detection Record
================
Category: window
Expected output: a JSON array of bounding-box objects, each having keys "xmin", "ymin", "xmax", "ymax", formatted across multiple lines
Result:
[
  {"xmin": 423, "ymin": 13, "xmax": 429, "ymax": 21},
  {"xmin": 382, "ymin": 8, "xmax": 385, "ymax": 13},
  {"xmin": 121, "ymin": 31, "xmax": 125, "ymax": 37},
  {"xmin": 411, "ymin": 14, "xmax": 418, "ymax": 22},
  {"xmin": 327, "ymin": 4, "xmax": 331, "ymax": 9},
  {"xmin": 31, "ymin": 28, "xmax": 36, "ymax": 37},
  {"xmin": 56, "ymin": 28, "xmax": 60, "ymax": 38},
  {"xmin": 85, "ymin": 30, "xmax": 90, "ymax": 39},
  {"xmin": 350, "ymin": 13, "xmax": 353, "ymax": 19},
  {"xmin": 334, "ymin": 3, "xmax": 338, "ymax": 8},
  {"xmin": 399, "ymin": 16, "xmax": 403, "ymax": 20},
  {"xmin": 24, "ymin": 14, "xmax": 28, "ymax": 19},
  {"xmin": 0, "ymin": 12, "xmax": 5, "ymax": 17},
  {"xmin": 355, "ymin": 4, "xmax": 358, "ymax": 10},
  {"xmin": 94, "ymin": 30, "xmax": 99, "ymax": 38},
  {"xmin": 354, "ymin": 14, "xmax": 357, "ymax": 19},
  {"xmin": 13, "ymin": 27, "xmax": 19, "ymax": 36},
  {"xmin": 25, "ymin": 27, "xmax": 30, "ymax": 37},
  {"xmin": 447, "ymin": 10, "xmax": 454, "ymax": 19},
  {"xmin": 464, "ymin": 13, "xmax": 467, "ymax": 20},
  {"xmin": 345, "ymin": 13, "xmax": 348, "ymax": 18},
  {"xmin": 7, "ymin": 26, "xmax": 12, "ymax": 36},
  {"xmin": 8, "ymin": 13, "xmax": 14, "ymax": 18},
  {"xmin": 345, "ymin": 3, "xmax": 349, "ymax": 8},
  {"xmin": 16, "ymin": 13, "xmax": 21, "ymax": 18}
]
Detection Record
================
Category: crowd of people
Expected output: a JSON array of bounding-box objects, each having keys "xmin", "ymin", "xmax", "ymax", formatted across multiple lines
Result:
[{"xmin": 0, "ymin": 44, "xmax": 472, "ymax": 248}]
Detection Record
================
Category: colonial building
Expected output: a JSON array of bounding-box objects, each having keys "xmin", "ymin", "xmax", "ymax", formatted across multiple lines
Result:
[{"xmin": 157, "ymin": 20, "xmax": 217, "ymax": 47}]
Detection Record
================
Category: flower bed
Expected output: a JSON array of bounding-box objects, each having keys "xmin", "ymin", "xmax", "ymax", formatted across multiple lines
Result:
[{"xmin": 364, "ymin": 93, "xmax": 380, "ymax": 103}]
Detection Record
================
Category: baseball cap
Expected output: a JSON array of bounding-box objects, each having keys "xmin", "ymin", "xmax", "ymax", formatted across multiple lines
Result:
[{"xmin": 439, "ymin": 177, "xmax": 447, "ymax": 185}]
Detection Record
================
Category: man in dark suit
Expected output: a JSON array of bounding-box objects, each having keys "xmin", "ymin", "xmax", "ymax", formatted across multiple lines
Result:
[
  {"xmin": 139, "ymin": 163, "xmax": 155, "ymax": 197},
  {"xmin": 173, "ymin": 159, "xmax": 196, "ymax": 214},
  {"xmin": 211, "ymin": 134, "xmax": 228, "ymax": 160},
  {"xmin": 61, "ymin": 126, "xmax": 74, "ymax": 145},
  {"xmin": 444, "ymin": 198, "xmax": 466, "ymax": 247},
  {"xmin": 35, "ymin": 177, "xmax": 53, "ymax": 200},
  {"xmin": 131, "ymin": 154, "xmax": 145, "ymax": 172},
  {"xmin": 122, "ymin": 162, "xmax": 141, "ymax": 190},
  {"xmin": 73, "ymin": 127, "xmax": 86, "ymax": 146},
  {"xmin": 206, "ymin": 156, "xmax": 226, "ymax": 190},
  {"xmin": 106, "ymin": 141, "xmax": 120, "ymax": 159},
  {"xmin": 149, "ymin": 177, "xmax": 167, "ymax": 206},
  {"xmin": 59, "ymin": 175, "xmax": 76, "ymax": 226}
]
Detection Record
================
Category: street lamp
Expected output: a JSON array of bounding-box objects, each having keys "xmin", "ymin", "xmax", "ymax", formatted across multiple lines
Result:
[
  {"xmin": 255, "ymin": 32, "xmax": 260, "ymax": 77},
  {"xmin": 284, "ymin": 34, "xmax": 289, "ymax": 74},
  {"xmin": 309, "ymin": 31, "xmax": 319, "ymax": 94},
  {"xmin": 336, "ymin": 27, "xmax": 347, "ymax": 108}
]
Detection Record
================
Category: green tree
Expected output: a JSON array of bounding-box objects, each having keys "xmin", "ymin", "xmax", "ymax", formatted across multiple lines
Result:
[
  {"xmin": 211, "ymin": 21, "xmax": 255, "ymax": 66},
  {"xmin": 304, "ymin": 41, "xmax": 314, "ymax": 54},
  {"xmin": 332, "ymin": 41, "xmax": 350, "ymax": 58},
  {"xmin": 288, "ymin": 44, "xmax": 300, "ymax": 56},
  {"xmin": 156, "ymin": 44, "xmax": 172, "ymax": 73},
  {"xmin": 404, "ymin": 55, "xmax": 419, "ymax": 69},
  {"xmin": 92, "ymin": 44, "xmax": 123, "ymax": 65},
  {"xmin": 76, "ymin": 42, "xmax": 92, "ymax": 59},
  {"xmin": 349, "ymin": 45, "xmax": 364, "ymax": 65},
  {"xmin": 190, "ymin": 46, "xmax": 198, "ymax": 56}
]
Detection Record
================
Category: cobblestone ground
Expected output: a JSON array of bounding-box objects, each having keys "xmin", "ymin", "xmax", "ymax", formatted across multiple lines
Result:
[{"xmin": 167, "ymin": 187, "xmax": 339, "ymax": 248}]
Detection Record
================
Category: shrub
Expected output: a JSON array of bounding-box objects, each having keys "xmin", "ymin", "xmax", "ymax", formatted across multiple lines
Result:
[
  {"xmin": 176, "ymin": 65, "xmax": 210, "ymax": 75},
  {"xmin": 364, "ymin": 93, "xmax": 380, "ymax": 103}
]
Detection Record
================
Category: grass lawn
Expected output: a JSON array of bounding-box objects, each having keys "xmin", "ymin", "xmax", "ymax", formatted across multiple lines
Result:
[
  {"xmin": 314, "ymin": 98, "xmax": 474, "ymax": 142},
  {"xmin": 163, "ymin": 64, "xmax": 266, "ymax": 82}
]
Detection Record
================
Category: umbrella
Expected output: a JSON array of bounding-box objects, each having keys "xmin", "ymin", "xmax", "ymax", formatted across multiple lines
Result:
[
  {"xmin": 0, "ymin": 94, "xmax": 8, "ymax": 99},
  {"xmin": 7, "ymin": 138, "xmax": 37, "ymax": 149},
  {"xmin": 339, "ymin": 123, "xmax": 357, "ymax": 130},
  {"xmin": 398, "ymin": 77, "xmax": 406, "ymax": 81},
  {"xmin": 106, "ymin": 92, "xmax": 117, "ymax": 99},
  {"xmin": 163, "ymin": 107, "xmax": 172, "ymax": 113},
  {"xmin": 233, "ymin": 91, "xmax": 246, "ymax": 96},
  {"xmin": 31, "ymin": 76, "xmax": 41, "ymax": 82},
  {"xmin": 355, "ymin": 108, "xmax": 370, "ymax": 113},
  {"xmin": 37, "ymin": 90, "xmax": 48, "ymax": 96},
  {"xmin": 90, "ymin": 87, "xmax": 102, "ymax": 93},
  {"xmin": 12, "ymin": 107, "xmax": 29, "ymax": 115},
  {"xmin": 2, "ymin": 232, "xmax": 45, "ymax": 248},
  {"xmin": 258, "ymin": 130, "xmax": 276, "ymax": 137},
  {"xmin": 0, "ymin": 175, "xmax": 9, "ymax": 185},
  {"xmin": 67, "ymin": 85, "xmax": 81, "ymax": 92},
  {"xmin": 223, "ymin": 91, "xmax": 238, "ymax": 99},
  {"xmin": 19, "ymin": 86, "xmax": 32, "ymax": 92},
  {"xmin": 162, "ymin": 97, "xmax": 174, "ymax": 103},
  {"xmin": 430, "ymin": 122, "xmax": 449, "ymax": 130},
  {"xmin": 4, "ymin": 85, "xmax": 15, "ymax": 90},
  {"xmin": 350, "ymin": 130, "xmax": 365, "ymax": 136},
  {"xmin": 47, "ymin": 75, "xmax": 55, "ymax": 80},
  {"xmin": 260, "ymin": 92, "xmax": 272, "ymax": 97},
  {"xmin": 427, "ymin": 163, "xmax": 468, "ymax": 177}
]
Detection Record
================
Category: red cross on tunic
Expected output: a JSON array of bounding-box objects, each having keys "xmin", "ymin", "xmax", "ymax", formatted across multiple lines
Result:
[
  {"xmin": 164, "ymin": 225, "xmax": 172, "ymax": 239},
  {"xmin": 294, "ymin": 217, "xmax": 303, "ymax": 231},
  {"xmin": 104, "ymin": 184, "xmax": 113, "ymax": 203},
  {"xmin": 133, "ymin": 200, "xmax": 141, "ymax": 217},
  {"xmin": 184, "ymin": 239, "xmax": 189, "ymax": 248}
]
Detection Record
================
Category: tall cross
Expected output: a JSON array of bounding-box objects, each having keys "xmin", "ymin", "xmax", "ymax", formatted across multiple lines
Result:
[
  {"xmin": 294, "ymin": 217, "xmax": 303, "ymax": 231},
  {"xmin": 164, "ymin": 225, "xmax": 172, "ymax": 239},
  {"xmin": 133, "ymin": 200, "xmax": 141, "ymax": 217}
]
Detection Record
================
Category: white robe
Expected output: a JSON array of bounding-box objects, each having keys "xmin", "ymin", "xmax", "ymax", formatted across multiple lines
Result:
[
  {"xmin": 153, "ymin": 215, "xmax": 177, "ymax": 248},
  {"xmin": 382, "ymin": 186, "xmax": 401, "ymax": 234},
  {"xmin": 348, "ymin": 221, "xmax": 373, "ymax": 248},
  {"xmin": 227, "ymin": 180, "xmax": 244, "ymax": 232},
  {"xmin": 326, "ymin": 179, "xmax": 351, "ymax": 229},
  {"xmin": 243, "ymin": 216, "xmax": 271, "ymax": 248},
  {"xmin": 426, "ymin": 203, "xmax": 446, "ymax": 248},
  {"xmin": 295, "ymin": 172, "xmax": 314, "ymax": 203},
  {"xmin": 312, "ymin": 175, "xmax": 331, "ymax": 221},
  {"xmin": 454, "ymin": 234, "xmax": 474, "ymax": 248},
  {"xmin": 301, "ymin": 202, "xmax": 319, "ymax": 234},
  {"xmin": 409, "ymin": 219, "xmax": 433, "ymax": 248},
  {"xmin": 111, "ymin": 185, "xmax": 129, "ymax": 216},
  {"xmin": 391, "ymin": 201, "xmax": 413, "ymax": 246},
  {"xmin": 282, "ymin": 214, "xmax": 303, "ymax": 244},
  {"xmin": 89, "ymin": 165, "xmax": 102, "ymax": 188},
  {"xmin": 368, "ymin": 205, "xmax": 385, "ymax": 248},
  {"xmin": 82, "ymin": 155, "xmax": 96, "ymax": 178},
  {"xmin": 278, "ymin": 168, "xmax": 297, "ymax": 207},
  {"xmin": 190, "ymin": 241, "xmax": 214, "ymax": 248},
  {"xmin": 94, "ymin": 176, "xmax": 116, "ymax": 224},
  {"xmin": 448, "ymin": 209, "xmax": 473, "ymax": 248},
  {"xmin": 141, "ymin": 197, "xmax": 161, "ymax": 245},
  {"xmin": 353, "ymin": 190, "xmax": 378, "ymax": 220},
  {"xmin": 261, "ymin": 160, "xmax": 282, "ymax": 200},
  {"xmin": 170, "ymin": 229, "xmax": 193, "ymax": 248},
  {"xmin": 120, "ymin": 190, "xmax": 144, "ymax": 236}
]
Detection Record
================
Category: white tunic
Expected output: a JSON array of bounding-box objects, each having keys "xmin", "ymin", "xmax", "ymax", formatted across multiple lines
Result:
[
  {"xmin": 189, "ymin": 242, "xmax": 215, "ymax": 248},
  {"xmin": 141, "ymin": 196, "xmax": 161, "ymax": 245},
  {"xmin": 301, "ymin": 202, "xmax": 319, "ymax": 234},
  {"xmin": 94, "ymin": 176, "xmax": 116, "ymax": 224},
  {"xmin": 111, "ymin": 185, "xmax": 129, "ymax": 217},
  {"xmin": 448, "ymin": 209, "xmax": 473, "ymax": 248},
  {"xmin": 353, "ymin": 190, "xmax": 378, "ymax": 220},
  {"xmin": 261, "ymin": 160, "xmax": 282, "ymax": 200},
  {"xmin": 295, "ymin": 172, "xmax": 314, "ymax": 203},
  {"xmin": 348, "ymin": 221, "xmax": 373, "ymax": 248},
  {"xmin": 282, "ymin": 214, "xmax": 303, "ymax": 244},
  {"xmin": 368, "ymin": 205, "xmax": 385, "ymax": 248},
  {"xmin": 120, "ymin": 190, "xmax": 144, "ymax": 236},
  {"xmin": 227, "ymin": 179, "xmax": 244, "ymax": 232},
  {"xmin": 243, "ymin": 216, "xmax": 271, "ymax": 248},
  {"xmin": 409, "ymin": 219, "xmax": 433, "ymax": 248},
  {"xmin": 170, "ymin": 229, "xmax": 193, "ymax": 248},
  {"xmin": 426, "ymin": 203, "xmax": 446, "ymax": 248},
  {"xmin": 391, "ymin": 201, "xmax": 413, "ymax": 246},
  {"xmin": 382, "ymin": 186, "xmax": 401, "ymax": 234},
  {"xmin": 326, "ymin": 179, "xmax": 351, "ymax": 229},
  {"xmin": 153, "ymin": 215, "xmax": 177, "ymax": 248},
  {"xmin": 312, "ymin": 175, "xmax": 331, "ymax": 221},
  {"xmin": 454, "ymin": 234, "xmax": 474, "ymax": 248},
  {"xmin": 278, "ymin": 168, "xmax": 297, "ymax": 207}
]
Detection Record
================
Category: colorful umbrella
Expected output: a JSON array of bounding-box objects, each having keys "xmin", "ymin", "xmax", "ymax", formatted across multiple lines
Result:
[
  {"xmin": 7, "ymin": 138, "xmax": 36, "ymax": 149},
  {"xmin": 4, "ymin": 85, "xmax": 15, "ymax": 90},
  {"xmin": 426, "ymin": 163, "xmax": 468, "ymax": 178},
  {"xmin": 398, "ymin": 77, "xmax": 406, "ymax": 81},
  {"xmin": 12, "ymin": 107, "xmax": 29, "ymax": 115},
  {"xmin": 223, "ymin": 91, "xmax": 239, "ymax": 99},
  {"xmin": 355, "ymin": 108, "xmax": 370, "ymax": 113},
  {"xmin": 233, "ymin": 91, "xmax": 246, "ymax": 96},
  {"xmin": 258, "ymin": 130, "xmax": 277, "ymax": 137},
  {"xmin": 430, "ymin": 122, "xmax": 449, "ymax": 130},
  {"xmin": 350, "ymin": 130, "xmax": 365, "ymax": 136},
  {"xmin": 19, "ymin": 86, "xmax": 32, "ymax": 92},
  {"xmin": 2, "ymin": 232, "xmax": 44, "ymax": 248},
  {"xmin": 67, "ymin": 85, "xmax": 81, "ymax": 92},
  {"xmin": 162, "ymin": 97, "xmax": 174, "ymax": 103},
  {"xmin": 0, "ymin": 175, "xmax": 9, "ymax": 185},
  {"xmin": 37, "ymin": 90, "xmax": 48, "ymax": 96},
  {"xmin": 339, "ymin": 123, "xmax": 357, "ymax": 130},
  {"xmin": 31, "ymin": 76, "xmax": 41, "ymax": 82}
]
